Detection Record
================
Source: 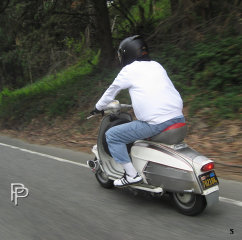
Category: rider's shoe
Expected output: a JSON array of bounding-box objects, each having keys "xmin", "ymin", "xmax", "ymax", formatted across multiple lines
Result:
[{"xmin": 114, "ymin": 172, "xmax": 143, "ymax": 187}]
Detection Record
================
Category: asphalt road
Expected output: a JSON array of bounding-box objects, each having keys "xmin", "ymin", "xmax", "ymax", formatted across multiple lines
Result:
[{"xmin": 0, "ymin": 135, "xmax": 241, "ymax": 240}]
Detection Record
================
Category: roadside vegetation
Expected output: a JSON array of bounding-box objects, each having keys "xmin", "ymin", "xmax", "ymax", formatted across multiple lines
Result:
[{"xmin": 0, "ymin": 0, "xmax": 241, "ymax": 128}]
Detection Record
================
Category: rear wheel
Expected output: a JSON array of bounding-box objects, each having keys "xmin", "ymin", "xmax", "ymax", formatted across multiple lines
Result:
[
  {"xmin": 95, "ymin": 168, "xmax": 114, "ymax": 189},
  {"xmin": 171, "ymin": 192, "xmax": 207, "ymax": 216}
]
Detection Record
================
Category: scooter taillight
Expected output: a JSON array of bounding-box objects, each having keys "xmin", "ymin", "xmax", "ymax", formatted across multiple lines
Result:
[{"xmin": 201, "ymin": 162, "xmax": 214, "ymax": 172}]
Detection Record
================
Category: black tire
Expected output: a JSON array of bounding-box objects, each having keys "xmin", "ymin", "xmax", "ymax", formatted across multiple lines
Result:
[
  {"xmin": 171, "ymin": 192, "xmax": 207, "ymax": 216},
  {"xmin": 95, "ymin": 168, "xmax": 114, "ymax": 189}
]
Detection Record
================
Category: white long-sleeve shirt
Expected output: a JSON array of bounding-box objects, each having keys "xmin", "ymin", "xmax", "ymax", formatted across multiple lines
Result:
[{"xmin": 96, "ymin": 61, "xmax": 183, "ymax": 125}]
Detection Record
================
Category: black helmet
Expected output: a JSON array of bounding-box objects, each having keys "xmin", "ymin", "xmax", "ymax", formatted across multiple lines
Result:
[{"xmin": 118, "ymin": 35, "xmax": 150, "ymax": 67}]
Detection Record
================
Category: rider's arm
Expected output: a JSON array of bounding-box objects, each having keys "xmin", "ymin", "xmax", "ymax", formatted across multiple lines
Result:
[{"xmin": 96, "ymin": 66, "xmax": 132, "ymax": 110}]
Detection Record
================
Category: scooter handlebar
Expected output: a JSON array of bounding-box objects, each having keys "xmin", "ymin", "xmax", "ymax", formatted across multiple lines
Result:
[
  {"xmin": 120, "ymin": 104, "xmax": 132, "ymax": 108},
  {"xmin": 86, "ymin": 115, "xmax": 96, "ymax": 120},
  {"xmin": 86, "ymin": 103, "xmax": 132, "ymax": 120}
]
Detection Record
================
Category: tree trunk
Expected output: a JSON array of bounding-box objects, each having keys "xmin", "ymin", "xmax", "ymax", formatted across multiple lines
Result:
[
  {"xmin": 170, "ymin": 0, "xmax": 180, "ymax": 14},
  {"xmin": 92, "ymin": 0, "xmax": 114, "ymax": 67}
]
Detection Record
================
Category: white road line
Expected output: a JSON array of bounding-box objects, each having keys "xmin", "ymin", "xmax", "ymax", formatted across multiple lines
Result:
[
  {"xmin": 219, "ymin": 197, "xmax": 242, "ymax": 207},
  {"xmin": 0, "ymin": 142, "xmax": 89, "ymax": 168},
  {"xmin": 1, "ymin": 142, "xmax": 242, "ymax": 208}
]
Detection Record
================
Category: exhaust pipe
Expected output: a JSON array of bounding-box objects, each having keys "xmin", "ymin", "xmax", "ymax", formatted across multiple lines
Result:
[{"xmin": 87, "ymin": 159, "xmax": 99, "ymax": 173}]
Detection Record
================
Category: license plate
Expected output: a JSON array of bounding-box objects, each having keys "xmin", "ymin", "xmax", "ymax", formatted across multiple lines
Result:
[{"xmin": 199, "ymin": 171, "xmax": 219, "ymax": 190}]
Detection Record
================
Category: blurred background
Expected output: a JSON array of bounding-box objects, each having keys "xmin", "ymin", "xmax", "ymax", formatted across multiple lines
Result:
[{"xmin": 0, "ymin": 0, "xmax": 241, "ymax": 179}]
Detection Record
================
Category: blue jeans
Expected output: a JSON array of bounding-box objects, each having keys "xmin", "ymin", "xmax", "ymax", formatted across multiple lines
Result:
[{"xmin": 105, "ymin": 116, "xmax": 185, "ymax": 164}]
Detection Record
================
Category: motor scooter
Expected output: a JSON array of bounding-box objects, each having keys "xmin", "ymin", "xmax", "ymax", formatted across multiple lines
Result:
[{"xmin": 87, "ymin": 100, "xmax": 219, "ymax": 216}]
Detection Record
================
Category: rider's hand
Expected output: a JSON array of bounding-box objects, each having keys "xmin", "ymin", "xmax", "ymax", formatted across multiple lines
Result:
[{"xmin": 90, "ymin": 107, "xmax": 104, "ymax": 116}]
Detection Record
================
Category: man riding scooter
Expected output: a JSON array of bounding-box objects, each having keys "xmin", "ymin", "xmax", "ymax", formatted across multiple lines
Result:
[{"xmin": 90, "ymin": 35, "xmax": 185, "ymax": 187}]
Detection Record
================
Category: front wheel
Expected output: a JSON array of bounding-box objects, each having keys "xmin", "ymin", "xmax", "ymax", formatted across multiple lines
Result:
[
  {"xmin": 171, "ymin": 192, "xmax": 207, "ymax": 216},
  {"xmin": 95, "ymin": 168, "xmax": 114, "ymax": 189}
]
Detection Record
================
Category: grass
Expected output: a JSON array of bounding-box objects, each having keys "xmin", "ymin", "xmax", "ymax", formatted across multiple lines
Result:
[
  {"xmin": 0, "ymin": 35, "xmax": 241, "ymax": 128},
  {"xmin": 0, "ymin": 50, "xmax": 101, "ymax": 126}
]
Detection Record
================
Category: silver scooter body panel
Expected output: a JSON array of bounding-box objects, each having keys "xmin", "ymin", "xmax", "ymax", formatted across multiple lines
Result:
[{"xmin": 91, "ymin": 105, "xmax": 219, "ymax": 206}]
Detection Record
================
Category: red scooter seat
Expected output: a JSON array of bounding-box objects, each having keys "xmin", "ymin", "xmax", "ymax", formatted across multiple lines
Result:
[{"xmin": 149, "ymin": 122, "xmax": 187, "ymax": 145}]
